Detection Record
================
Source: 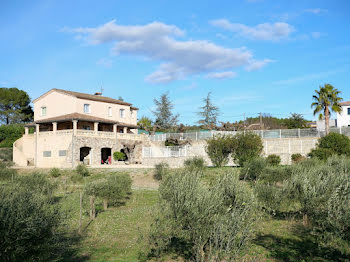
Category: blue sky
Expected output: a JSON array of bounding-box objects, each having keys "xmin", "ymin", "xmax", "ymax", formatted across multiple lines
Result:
[{"xmin": 1, "ymin": 0, "xmax": 349, "ymax": 124}]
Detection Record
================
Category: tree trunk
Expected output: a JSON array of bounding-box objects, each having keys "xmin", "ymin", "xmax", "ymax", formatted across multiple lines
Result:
[
  {"xmin": 90, "ymin": 196, "xmax": 96, "ymax": 219},
  {"xmin": 303, "ymin": 213, "xmax": 308, "ymax": 226},
  {"xmin": 103, "ymin": 199, "xmax": 108, "ymax": 211},
  {"xmin": 325, "ymin": 106, "xmax": 330, "ymax": 135}
]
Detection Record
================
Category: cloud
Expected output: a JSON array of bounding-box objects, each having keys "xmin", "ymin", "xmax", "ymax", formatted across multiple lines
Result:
[
  {"xmin": 64, "ymin": 20, "xmax": 270, "ymax": 83},
  {"xmin": 210, "ymin": 19, "xmax": 295, "ymax": 41},
  {"xmin": 206, "ymin": 71, "xmax": 237, "ymax": 79},
  {"xmin": 304, "ymin": 8, "xmax": 327, "ymax": 14},
  {"xmin": 245, "ymin": 59, "xmax": 274, "ymax": 71},
  {"xmin": 96, "ymin": 58, "xmax": 113, "ymax": 67},
  {"xmin": 310, "ymin": 32, "xmax": 322, "ymax": 39},
  {"xmin": 219, "ymin": 94, "xmax": 263, "ymax": 105}
]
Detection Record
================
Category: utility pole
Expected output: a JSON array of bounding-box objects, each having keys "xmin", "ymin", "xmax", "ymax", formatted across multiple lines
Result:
[{"xmin": 259, "ymin": 112, "xmax": 263, "ymax": 129}]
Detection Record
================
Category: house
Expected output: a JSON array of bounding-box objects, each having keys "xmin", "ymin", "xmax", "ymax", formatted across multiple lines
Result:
[
  {"xmin": 336, "ymin": 101, "xmax": 350, "ymax": 128},
  {"xmin": 13, "ymin": 89, "xmax": 146, "ymax": 168}
]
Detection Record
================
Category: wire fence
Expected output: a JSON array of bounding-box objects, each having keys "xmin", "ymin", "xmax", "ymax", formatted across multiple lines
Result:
[
  {"xmin": 149, "ymin": 127, "xmax": 350, "ymax": 142},
  {"xmin": 142, "ymin": 146, "xmax": 188, "ymax": 158}
]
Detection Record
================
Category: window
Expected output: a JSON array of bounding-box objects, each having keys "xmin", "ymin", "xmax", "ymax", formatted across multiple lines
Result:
[
  {"xmin": 84, "ymin": 104, "xmax": 90, "ymax": 113},
  {"xmin": 41, "ymin": 106, "xmax": 47, "ymax": 116},
  {"xmin": 82, "ymin": 125, "xmax": 91, "ymax": 130},
  {"xmin": 347, "ymin": 108, "xmax": 350, "ymax": 115},
  {"xmin": 43, "ymin": 151, "xmax": 51, "ymax": 157},
  {"xmin": 59, "ymin": 150, "xmax": 67, "ymax": 157},
  {"xmin": 120, "ymin": 109, "xmax": 125, "ymax": 118},
  {"xmin": 108, "ymin": 107, "xmax": 112, "ymax": 117},
  {"xmin": 131, "ymin": 110, "xmax": 134, "ymax": 118}
]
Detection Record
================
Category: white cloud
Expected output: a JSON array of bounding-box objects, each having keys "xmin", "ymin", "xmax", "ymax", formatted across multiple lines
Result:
[
  {"xmin": 311, "ymin": 32, "xmax": 322, "ymax": 39},
  {"xmin": 245, "ymin": 59, "xmax": 274, "ymax": 71},
  {"xmin": 304, "ymin": 8, "xmax": 327, "ymax": 14},
  {"xmin": 96, "ymin": 58, "xmax": 113, "ymax": 67},
  {"xmin": 210, "ymin": 19, "xmax": 295, "ymax": 41},
  {"xmin": 65, "ymin": 20, "xmax": 271, "ymax": 83},
  {"xmin": 272, "ymin": 69, "xmax": 342, "ymax": 85},
  {"xmin": 206, "ymin": 71, "xmax": 237, "ymax": 79}
]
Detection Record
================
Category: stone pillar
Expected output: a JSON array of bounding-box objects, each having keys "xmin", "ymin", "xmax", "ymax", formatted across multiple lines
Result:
[
  {"xmin": 53, "ymin": 122, "xmax": 57, "ymax": 134},
  {"xmin": 94, "ymin": 122, "xmax": 99, "ymax": 134},
  {"xmin": 113, "ymin": 124, "xmax": 117, "ymax": 134},
  {"xmin": 123, "ymin": 127, "xmax": 127, "ymax": 134},
  {"xmin": 73, "ymin": 120, "xmax": 78, "ymax": 135},
  {"xmin": 25, "ymin": 127, "xmax": 29, "ymax": 135},
  {"xmin": 36, "ymin": 124, "xmax": 40, "ymax": 134}
]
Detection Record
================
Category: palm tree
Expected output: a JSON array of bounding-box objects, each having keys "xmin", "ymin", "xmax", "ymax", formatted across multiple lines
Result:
[{"xmin": 311, "ymin": 84, "xmax": 343, "ymax": 135}]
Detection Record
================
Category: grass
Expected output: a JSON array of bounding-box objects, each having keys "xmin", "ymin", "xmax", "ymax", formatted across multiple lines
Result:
[{"xmin": 12, "ymin": 167, "xmax": 350, "ymax": 261}]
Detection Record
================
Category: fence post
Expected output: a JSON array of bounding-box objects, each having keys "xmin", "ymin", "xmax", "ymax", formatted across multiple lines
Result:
[
  {"xmin": 261, "ymin": 130, "xmax": 264, "ymax": 138},
  {"xmin": 288, "ymin": 139, "xmax": 291, "ymax": 165},
  {"xmin": 298, "ymin": 128, "xmax": 300, "ymax": 138},
  {"xmin": 195, "ymin": 132, "xmax": 198, "ymax": 141},
  {"xmin": 340, "ymin": 126, "xmax": 342, "ymax": 134},
  {"xmin": 279, "ymin": 129, "xmax": 282, "ymax": 139}
]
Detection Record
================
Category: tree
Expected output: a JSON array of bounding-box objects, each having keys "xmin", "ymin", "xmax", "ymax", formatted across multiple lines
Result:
[
  {"xmin": 197, "ymin": 92, "xmax": 219, "ymax": 129},
  {"xmin": 231, "ymin": 132, "xmax": 263, "ymax": 166},
  {"xmin": 284, "ymin": 113, "xmax": 307, "ymax": 129},
  {"xmin": 118, "ymin": 96, "xmax": 124, "ymax": 101},
  {"xmin": 0, "ymin": 87, "xmax": 33, "ymax": 124},
  {"xmin": 311, "ymin": 84, "xmax": 342, "ymax": 135},
  {"xmin": 137, "ymin": 116, "xmax": 153, "ymax": 132},
  {"xmin": 152, "ymin": 93, "xmax": 179, "ymax": 130}
]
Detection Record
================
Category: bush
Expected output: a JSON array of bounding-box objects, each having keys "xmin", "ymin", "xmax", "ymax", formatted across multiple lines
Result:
[
  {"xmin": 266, "ymin": 154, "xmax": 281, "ymax": 166},
  {"xmin": 16, "ymin": 173, "xmax": 57, "ymax": 198},
  {"xmin": 308, "ymin": 132, "xmax": 350, "ymax": 160},
  {"xmin": 0, "ymin": 162, "xmax": 16, "ymax": 181},
  {"xmin": 50, "ymin": 168, "xmax": 61, "ymax": 178},
  {"xmin": 254, "ymin": 181, "xmax": 284, "ymax": 214},
  {"xmin": 291, "ymin": 153, "xmax": 305, "ymax": 163},
  {"xmin": 113, "ymin": 151, "xmax": 127, "ymax": 161},
  {"xmin": 183, "ymin": 156, "xmax": 205, "ymax": 173},
  {"xmin": 231, "ymin": 132, "xmax": 263, "ymax": 166},
  {"xmin": 259, "ymin": 166, "xmax": 293, "ymax": 183},
  {"xmin": 154, "ymin": 162, "xmax": 169, "ymax": 180},
  {"xmin": 76, "ymin": 164, "xmax": 89, "ymax": 177},
  {"xmin": 0, "ymin": 124, "xmax": 24, "ymax": 148},
  {"xmin": 205, "ymin": 135, "xmax": 232, "ymax": 167},
  {"xmin": 240, "ymin": 157, "xmax": 267, "ymax": 180},
  {"xmin": 0, "ymin": 185, "xmax": 62, "ymax": 261},
  {"xmin": 147, "ymin": 171, "xmax": 257, "ymax": 261},
  {"xmin": 0, "ymin": 148, "xmax": 13, "ymax": 162}
]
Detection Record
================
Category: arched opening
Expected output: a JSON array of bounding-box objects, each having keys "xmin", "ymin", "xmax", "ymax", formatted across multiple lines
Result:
[
  {"xmin": 101, "ymin": 148, "xmax": 112, "ymax": 164},
  {"xmin": 120, "ymin": 148, "xmax": 129, "ymax": 161},
  {"xmin": 80, "ymin": 147, "xmax": 91, "ymax": 165}
]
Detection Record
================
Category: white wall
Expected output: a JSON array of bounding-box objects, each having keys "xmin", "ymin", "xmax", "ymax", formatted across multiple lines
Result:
[{"xmin": 337, "ymin": 105, "xmax": 350, "ymax": 127}]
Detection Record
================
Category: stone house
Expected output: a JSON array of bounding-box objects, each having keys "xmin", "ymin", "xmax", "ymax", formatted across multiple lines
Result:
[{"xmin": 13, "ymin": 89, "xmax": 147, "ymax": 168}]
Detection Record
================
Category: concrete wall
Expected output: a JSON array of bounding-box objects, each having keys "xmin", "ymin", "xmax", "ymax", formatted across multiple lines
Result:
[{"xmin": 337, "ymin": 105, "xmax": 350, "ymax": 127}]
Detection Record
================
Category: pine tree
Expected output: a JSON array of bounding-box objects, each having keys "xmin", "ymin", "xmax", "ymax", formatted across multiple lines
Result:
[
  {"xmin": 197, "ymin": 92, "xmax": 219, "ymax": 129},
  {"xmin": 153, "ymin": 93, "xmax": 179, "ymax": 130}
]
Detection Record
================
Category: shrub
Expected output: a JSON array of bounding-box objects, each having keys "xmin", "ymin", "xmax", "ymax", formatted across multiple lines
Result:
[
  {"xmin": 240, "ymin": 157, "xmax": 267, "ymax": 180},
  {"xmin": 0, "ymin": 185, "xmax": 62, "ymax": 261},
  {"xmin": 76, "ymin": 164, "xmax": 89, "ymax": 177},
  {"xmin": 231, "ymin": 132, "xmax": 263, "ymax": 166},
  {"xmin": 113, "ymin": 151, "xmax": 127, "ymax": 161},
  {"xmin": 50, "ymin": 168, "xmax": 61, "ymax": 178},
  {"xmin": 154, "ymin": 162, "xmax": 169, "ymax": 180},
  {"xmin": 15, "ymin": 173, "xmax": 57, "ymax": 198},
  {"xmin": 291, "ymin": 153, "xmax": 305, "ymax": 163},
  {"xmin": 259, "ymin": 166, "xmax": 293, "ymax": 183},
  {"xmin": 205, "ymin": 135, "xmax": 232, "ymax": 167},
  {"xmin": 254, "ymin": 181, "xmax": 284, "ymax": 214},
  {"xmin": 183, "ymin": 156, "xmax": 205, "ymax": 173},
  {"xmin": 0, "ymin": 148, "xmax": 13, "ymax": 162},
  {"xmin": 0, "ymin": 124, "xmax": 24, "ymax": 148},
  {"xmin": 308, "ymin": 132, "xmax": 350, "ymax": 160},
  {"xmin": 266, "ymin": 154, "xmax": 281, "ymax": 166},
  {"xmin": 147, "ymin": 171, "xmax": 257, "ymax": 261},
  {"xmin": 0, "ymin": 162, "xmax": 17, "ymax": 181}
]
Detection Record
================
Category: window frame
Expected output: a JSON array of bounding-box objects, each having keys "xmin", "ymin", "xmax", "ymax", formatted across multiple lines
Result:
[
  {"xmin": 120, "ymin": 109, "xmax": 125, "ymax": 118},
  {"xmin": 41, "ymin": 106, "xmax": 47, "ymax": 116},
  {"xmin": 59, "ymin": 150, "xmax": 67, "ymax": 157},
  {"xmin": 108, "ymin": 107, "xmax": 112, "ymax": 117},
  {"xmin": 347, "ymin": 107, "xmax": 350, "ymax": 115},
  {"xmin": 84, "ymin": 104, "xmax": 91, "ymax": 114},
  {"xmin": 43, "ymin": 151, "xmax": 51, "ymax": 157}
]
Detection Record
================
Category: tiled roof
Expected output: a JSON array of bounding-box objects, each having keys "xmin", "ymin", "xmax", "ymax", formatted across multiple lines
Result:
[
  {"xmin": 340, "ymin": 101, "xmax": 350, "ymax": 106},
  {"xmin": 34, "ymin": 113, "xmax": 138, "ymax": 128}
]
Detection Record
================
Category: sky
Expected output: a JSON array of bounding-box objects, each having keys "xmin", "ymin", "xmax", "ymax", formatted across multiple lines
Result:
[{"xmin": 1, "ymin": 0, "xmax": 350, "ymax": 124}]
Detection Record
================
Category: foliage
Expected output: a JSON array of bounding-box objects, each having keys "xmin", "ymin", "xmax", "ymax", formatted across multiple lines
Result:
[
  {"xmin": 147, "ymin": 171, "xmax": 257, "ymax": 261},
  {"xmin": 291, "ymin": 153, "xmax": 305, "ymax": 163},
  {"xmin": 154, "ymin": 162, "xmax": 169, "ymax": 180},
  {"xmin": 197, "ymin": 92, "xmax": 219, "ymax": 129},
  {"xmin": 75, "ymin": 163, "xmax": 89, "ymax": 177},
  {"xmin": 137, "ymin": 116, "xmax": 153, "ymax": 132},
  {"xmin": 0, "ymin": 87, "xmax": 33, "ymax": 125},
  {"xmin": 0, "ymin": 148, "xmax": 13, "ymax": 161},
  {"xmin": 183, "ymin": 156, "xmax": 205, "ymax": 174},
  {"xmin": 311, "ymin": 84, "xmax": 343, "ymax": 134},
  {"xmin": 284, "ymin": 156, "xmax": 350, "ymax": 240},
  {"xmin": 15, "ymin": 173, "xmax": 57, "ymax": 198},
  {"xmin": 254, "ymin": 181, "xmax": 284, "ymax": 214},
  {"xmin": 266, "ymin": 154, "xmax": 281, "ymax": 166},
  {"xmin": 309, "ymin": 132, "xmax": 350, "ymax": 160},
  {"xmin": 0, "ymin": 124, "xmax": 24, "ymax": 147},
  {"xmin": 240, "ymin": 157, "xmax": 268, "ymax": 180},
  {"xmin": 284, "ymin": 113, "xmax": 308, "ymax": 129},
  {"xmin": 259, "ymin": 166, "xmax": 293, "ymax": 183},
  {"xmin": 205, "ymin": 134, "xmax": 232, "ymax": 167},
  {"xmin": 113, "ymin": 151, "xmax": 127, "ymax": 161},
  {"xmin": 231, "ymin": 132, "xmax": 263, "ymax": 166},
  {"xmin": 152, "ymin": 92, "xmax": 179, "ymax": 129},
  {"xmin": 0, "ymin": 162, "xmax": 16, "ymax": 181},
  {"xmin": 0, "ymin": 184, "xmax": 62, "ymax": 261},
  {"xmin": 50, "ymin": 167, "xmax": 61, "ymax": 178}
]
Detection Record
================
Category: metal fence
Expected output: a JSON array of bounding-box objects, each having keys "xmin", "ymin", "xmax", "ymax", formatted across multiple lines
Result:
[
  {"xmin": 149, "ymin": 127, "xmax": 350, "ymax": 142},
  {"xmin": 142, "ymin": 146, "xmax": 188, "ymax": 158}
]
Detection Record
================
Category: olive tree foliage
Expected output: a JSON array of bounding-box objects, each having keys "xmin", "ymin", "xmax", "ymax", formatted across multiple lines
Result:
[
  {"xmin": 0, "ymin": 87, "xmax": 33, "ymax": 125},
  {"xmin": 152, "ymin": 92, "xmax": 179, "ymax": 130},
  {"xmin": 231, "ymin": 132, "xmax": 263, "ymax": 166},
  {"xmin": 284, "ymin": 156, "xmax": 350, "ymax": 239},
  {"xmin": 197, "ymin": 92, "xmax": 219, "ymax": 129},
  {"xmin": 205, "ymin": 134, "xmax": 232, "ymax": 167},
  {"xmin": 147, "ymin": 171, "xmax": 258, "ymax": 261}
]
